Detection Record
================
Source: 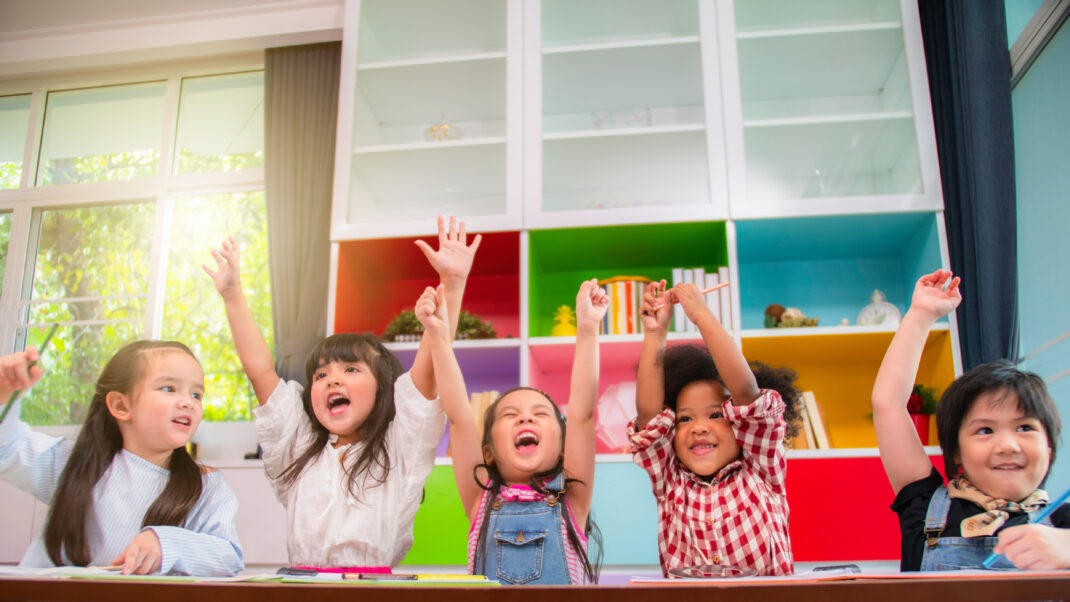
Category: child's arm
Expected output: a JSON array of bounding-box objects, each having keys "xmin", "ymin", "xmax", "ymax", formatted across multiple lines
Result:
[
  {"xmin": 0, "ymin": 347, "xmax": 44, "ymax": 406},
  {"xmin": 563, "ymin": 279, "xmax": 608, "ymax": 522},
  {"xmin": 410, "ymin": 215, "xmax": 483, "ymax": 399},
  {"xmin": 414, "ymin": 284, "xmax": 484, "ymax": 520},
  {"xmin": 674, "ymin": 282, "xmax": 761, "ymax": 405},
  {"xmin": 636, "ymin": 279, "xmax": 672, "ymax": 429},
  {"xmin": 203, "ymin": 238, "xmax": 279, "ymax": 405},
  {"xmin": 994, "ymin": 523, "xmax": 1070, "ymax": 570},
  {"xmin": 872, "ymin": 269, "xmax": 961, "ymax": 494}
]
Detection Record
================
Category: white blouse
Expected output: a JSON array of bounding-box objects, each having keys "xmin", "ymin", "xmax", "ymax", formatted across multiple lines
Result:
[{"xmin": 255, "ymin": 371, "xmax": 444, "ymax": 568}]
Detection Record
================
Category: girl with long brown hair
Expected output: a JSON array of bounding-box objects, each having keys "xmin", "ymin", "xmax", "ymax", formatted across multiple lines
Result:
[{"xmin": 0, "ymin": 340, "xmax": 242, "ymax": 576}]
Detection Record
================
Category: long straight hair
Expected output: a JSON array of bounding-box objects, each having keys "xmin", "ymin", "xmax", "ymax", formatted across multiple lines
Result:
[
  {"xmin": 44, "ymin": 341, "xmax": 204, "ymax": 566},
  {"xmin": 472, "ymin": 387, "xmax": 602, "ymax": 584},
  {"xmin": 275, "ymin": 333, "xmax": 402, "ymax": 500}
]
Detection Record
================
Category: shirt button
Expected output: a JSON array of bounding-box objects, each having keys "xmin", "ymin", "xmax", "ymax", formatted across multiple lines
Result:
[
  {"xmin": 706, "ymin": 516, "xmax": 712, "ymax": 526},
  {"xmin": 714, "ymin": 556, "xmax": 721, "ymax": 564}
]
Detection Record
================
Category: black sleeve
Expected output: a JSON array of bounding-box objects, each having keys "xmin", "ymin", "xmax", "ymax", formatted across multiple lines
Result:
[
  {"xmin": 889, "ymin": 468, "xmax": 944, "ymax": 572},
  {"xmin": 1050, "ymin": 503, "xmax": 1070, "ymax": 528}
]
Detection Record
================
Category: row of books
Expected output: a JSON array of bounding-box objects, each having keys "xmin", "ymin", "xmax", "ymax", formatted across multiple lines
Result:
[
  {"xmin": 787, "ymin": 391, "xmax": 834, "ymax": 450},
  {"xmin": 598, "ymin": 277, "xmax": 649, "ymax": 335},
  {"xmin": 672, "ymin": 266, "xmax": 732, "ymax": 333}
]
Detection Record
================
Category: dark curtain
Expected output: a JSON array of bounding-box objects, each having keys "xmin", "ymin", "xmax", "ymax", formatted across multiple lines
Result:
[{"xmin": 918, "ymin": 1, "xmax": 1019, "ymax": 369}]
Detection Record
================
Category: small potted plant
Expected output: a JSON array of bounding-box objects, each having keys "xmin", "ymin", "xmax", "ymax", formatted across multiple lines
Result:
[{"xmin": 907, "ymin": 384, "xmax": 938, "ymax": 445}]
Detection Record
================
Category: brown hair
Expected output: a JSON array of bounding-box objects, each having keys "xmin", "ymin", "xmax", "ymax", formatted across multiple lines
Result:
[
  {"xmin": 275, "ymin": 333, "xmax": 402, "ymax": 500},
  {"xmin": 44, "ymin": 340, "xmax": 204, "ymax": 566},
  {"xmin": 471, "ymin": 387, "xmax": 602, "ymax": 583}
]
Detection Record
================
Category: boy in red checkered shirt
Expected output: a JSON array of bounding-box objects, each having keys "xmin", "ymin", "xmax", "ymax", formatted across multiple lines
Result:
[{"xmin": 629, "ymin": 280, "xmax": 802, "ymax": 577}]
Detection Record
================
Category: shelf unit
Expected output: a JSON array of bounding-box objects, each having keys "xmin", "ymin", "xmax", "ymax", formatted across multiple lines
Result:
[{"xmin": 329, "ymin": 0, "xmax": 955, "ymax": 565}]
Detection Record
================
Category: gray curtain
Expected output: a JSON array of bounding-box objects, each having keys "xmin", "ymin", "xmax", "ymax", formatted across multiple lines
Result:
[{"xmin": 264, "ymin": 42, "xmax": 341, "ymax": 382}]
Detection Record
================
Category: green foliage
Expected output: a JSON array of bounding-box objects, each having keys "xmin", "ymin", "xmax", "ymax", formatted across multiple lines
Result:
[
  {"xmin": 176, "ymin": 149, "xmax": 263, "ymax": 174},
  {"xmin": 40, "ymin": 150, "xmax": 158, "ymax": 185},
  {"xmin": 0, "ymin": 161, "xmax": 20, "ymax": 189},
  {"xmin": 382, "ymin": 309, "xmax": 497, "ymax": 341},
  {"xmin": 0, "ymin": 212, "xmax": 9, "ymax": 287}
]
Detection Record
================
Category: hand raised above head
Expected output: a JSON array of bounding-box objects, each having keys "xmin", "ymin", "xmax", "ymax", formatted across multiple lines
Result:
[
  {"xmin": 414, "ymin": 215, "xmax": 482, "ymax": 285},
  {"xmin": 909, "ymin": 269, "xmax": 961, "ymax": 321},
  {"xmin": 640, "ymin": 279, "xmax": 672, "ymax": 333},
  {"xmin": 576, "ymin": 278, "xmax": 609, "ymax": 329},
  {"xmin": 414, "ymin": 284, "xmax": 449, "ymax": 338},
  {"xmin": 670, "ymin": 283, "xmax": 713, "ymax": 324},
  {"xmin": 202, "ymin": 237, "xmax": 242, "ymax": 299}
]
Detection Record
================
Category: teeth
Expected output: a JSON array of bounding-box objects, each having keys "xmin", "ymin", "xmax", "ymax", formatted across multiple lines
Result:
[{"xmin": 514, "ymin": 432, "xmax": 538, "ymax": 447}]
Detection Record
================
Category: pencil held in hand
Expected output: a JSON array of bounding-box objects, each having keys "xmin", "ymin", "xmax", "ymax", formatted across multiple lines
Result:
[
  {"xmin": 1, "ymin": 323, "xmax": 59, "ymax": 423},
  {"xmin": 650, "ymin": 281, "xmax": 729, "ymax": 312}
]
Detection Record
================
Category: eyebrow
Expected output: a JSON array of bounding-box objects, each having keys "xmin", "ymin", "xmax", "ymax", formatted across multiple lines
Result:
[{"xmin": 149, "ymin": 375, "xmax": 205, "ymax": 391}]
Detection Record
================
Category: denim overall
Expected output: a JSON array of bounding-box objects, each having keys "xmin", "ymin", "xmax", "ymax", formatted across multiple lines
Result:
[
  {"xmin": 920, "ymin": 485, "xmax": 1052, "ymax": 571},
  {"xmin": 475, "ymin": 474, "xmax": 575, "ymax": 585}
]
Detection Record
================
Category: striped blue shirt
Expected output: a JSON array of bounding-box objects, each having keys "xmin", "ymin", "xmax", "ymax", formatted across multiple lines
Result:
[{"xmin": 0, "ymin": 400, "xmax": 243, "ymax": 576}]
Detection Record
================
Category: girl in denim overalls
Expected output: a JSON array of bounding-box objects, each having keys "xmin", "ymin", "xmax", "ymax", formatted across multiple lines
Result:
[
  {"xmin": 873, "ymin": 269, "xmax": 1070, "ymax": 571},
  {"xmin": 417, "ymin": 280, "xmax": 607, "ymax": 584}
]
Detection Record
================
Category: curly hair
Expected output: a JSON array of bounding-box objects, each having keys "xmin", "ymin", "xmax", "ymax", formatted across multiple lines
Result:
[{"xmin": 662, "ymin": 344, "xmax": 803, "ymax": 440}]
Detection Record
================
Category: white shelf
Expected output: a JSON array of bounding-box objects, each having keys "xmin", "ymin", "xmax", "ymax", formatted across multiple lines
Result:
[
  {"xmin": 541, "ymin": 0, "xmax": 698, "ymax": 49},
  {"xmin": 733, "ymin": 0, "xmax": 902, "ymax": 34},
  {"xmin": 737, "ymin": 21, "xmax": 901, "ymax": 39},
  {"xmin": 384, "ymin": 338, "xmax": 521, "ymax": 352},
  {"xmin": 349, "ymin": 142, "xmax": 506, "ymax": 223},
  {"xmin": 355, "ymin": 56, "xmax": 505, "ymax": 128},
  {"xmin": 543, "ymin": 123, "xmax": 704, "ymax": 141},
  {"xmin": 358, "ymin": 51, "xmax": 506, "ymax": 71},
  {"xmin": 356, "ymin": 0, "xmax": 506, "ymax": 64},
  {"xmin": 543, "ymin": 36, "xmax": 700, "ymax": 55},
  {"xmin": 542, "ymin": 129, "xmax": 710, "ymax": 213},
  {"xmin": 542, "ymin": 41, "xmax": 703, "ymax": 116},
  {"xmin": 353, "ymin": 136, "xmax": 506, "ymax": 155},
  {"xmin": 740, "ymin": 322, "xmax": 950, "ymax": 339},
  {"xmin": 743, "ymin": 111, "xmax": 913, "ymax": 128}
]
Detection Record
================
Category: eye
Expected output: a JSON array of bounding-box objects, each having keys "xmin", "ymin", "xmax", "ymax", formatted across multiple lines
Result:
[
  {"xmin": 314, "ymin": 371, "xmax": 326, "ymax": 381},
  {"xmin": 709, "ymin": 411, "xmax": 724, "ymax": 420},
  {"xmin": 191, "ymin": 392, "xmax": 203, "ymax": 402},
  {"xmin": 346, "ymin": 365, "xmax": 359, "ymax": 373},
  {"xmin": 161, "ymin": 385, "xmax": 176, "ymax": 393},
  {"xmin": 676, "ymin": 416, "xmax": 692, "ymax": 425},
  {"xmin": 1017, "ymin": 423, "xmax": 1036, "ymax": 432},
  {"xmin": 975, "ymin": 426, "xmax": 993, "ymax": 435}
]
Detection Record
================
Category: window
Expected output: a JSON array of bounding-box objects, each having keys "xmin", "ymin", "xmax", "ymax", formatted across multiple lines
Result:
[
  {"xmin": 1, "ymin": 62, "xmax": 270, "ymax": 427},
  {"xmin": 0, "ymin": 95, "xmax": 31, "ymax": 189},
  {"xmin": 162, "ymin": 191, "xmax": 271, "ymax": 421},
  {"xmin": 175, "ymin": 71, "xmax": 265, "ymax": 174},
  {"xmin": 37, "ymin": 82, "xmax": 167, "ymax": 185}
]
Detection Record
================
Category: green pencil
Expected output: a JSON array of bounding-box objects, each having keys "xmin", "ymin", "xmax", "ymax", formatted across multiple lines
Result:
[{"xmin": 0, "ymin": 323, "xmax": 59, "ymax": 423}]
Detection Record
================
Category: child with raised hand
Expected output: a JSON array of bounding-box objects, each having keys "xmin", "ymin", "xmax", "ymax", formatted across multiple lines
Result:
[
  {"xmin": 418, "ymin": 279, "xmax": 607, "ymax": 584},
  {"xmin": 873, "ymin": 269, "xmax": 1069, "ymax": 571},
  {"xmin": 204, "ymin": 215, "xmax": 480, "ymax": 571},
  {"xmin": 0, "ymin": 341, "xmax": 242, "ymax": 576},
  {"xmin": 631, "ymin": 280, "xmax": 801, "ymax": 577}
]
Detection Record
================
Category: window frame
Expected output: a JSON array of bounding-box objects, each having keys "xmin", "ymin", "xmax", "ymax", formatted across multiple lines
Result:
[{"xmin": 0, "ymin": 55, "xmax": 268, "ymax": 427}]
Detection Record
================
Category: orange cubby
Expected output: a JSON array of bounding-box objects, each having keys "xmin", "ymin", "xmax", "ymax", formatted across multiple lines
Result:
[{"xmin": 334, "ymin": 231, "xmax": 521, "ymax": 338}]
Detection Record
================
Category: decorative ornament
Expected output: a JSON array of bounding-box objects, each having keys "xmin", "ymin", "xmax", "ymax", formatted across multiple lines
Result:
[
  {"xmin": 383, "ymin": 309, "xmax": 496, "ymax": 342},
  {"xmin": 764, "ymin": 304, "xmax": 818, "ymax": 328},
  {"xmin": 857, "ymin": 290, "xmax": 902, "ymax": 326},
  {"xmin": 424, "ymin": 115, "xmax": 463, "ymax": 142},
  {"xmin": 550, "ymin": 305, "xmax": 577, "ymax": 337}
]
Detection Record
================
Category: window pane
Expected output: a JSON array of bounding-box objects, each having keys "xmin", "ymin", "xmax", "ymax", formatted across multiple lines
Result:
[
  {"xmin": 0, "ymin": 94, "xmax": 31, "ymax": 189},
  {"xmin": 174, "ymin": 72, "xmax": 264, "ymax": 174},
  {"xmin": 37, "ymin": 82, "xmax": 166, "ymax": 185},
  {"xmin": 162, "ymin": 191, "xmax": 270, "ymax": 421},
  {"xmin": 17, "ymin": 202, "xmax": 154, "ymax": 425},
  {"xmin": 0, "ymin": 212, "xmax": 10, "ymax": 287}
]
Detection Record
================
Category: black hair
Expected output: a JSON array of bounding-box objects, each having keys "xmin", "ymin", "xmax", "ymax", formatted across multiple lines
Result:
[
  {"xmin": 275, "ymin": 333, "xmax": 403, "ymax": 500},
  {"xmin": 470, "ymin": 387, "xmax": 602, "ymax": 583},
  {"xmin": 45, "ymin": 340, "xmax": 204, "ymax": 566},
  {"xmin": 936, "ymin": 359, "xmax": 1060, "ymax": 482},
  {"xmin": 662, "ymin": 344, "xmax": 803, "ymax": 439}
]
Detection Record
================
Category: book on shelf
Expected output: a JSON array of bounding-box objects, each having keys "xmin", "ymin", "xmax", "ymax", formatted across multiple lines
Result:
[
  {"xmin": 671, "ymin": 267, "xmax": 685, "ymax": 334},
  {"xmin": 703, "ymin": 271, "xmax": 721, "ymax": 323},
  {"xmin": 597, "ymin": 277, "xmax": 649, "ymax": 336},
  {"xmin": 668, "ymin": 265, "xmax": 732, "ymax": 332},
  {"xmin": 802, "ymin": 391, "xmax": 832, "ymax": 449},
  {"xmin": 717, "ymin": 266, "xmax": 732, "ymax": 330}
]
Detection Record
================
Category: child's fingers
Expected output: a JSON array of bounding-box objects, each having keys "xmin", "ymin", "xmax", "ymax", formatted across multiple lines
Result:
[
  {"xmin": 457, "ymin": 219, "xmax": 466, "ymax": 243},
  {"xmin": 414, "ymin": 239, "xmax": 434, "ymax": 261},
  {"xmin": 435, "ymin": 215, "xmax": 447, "ymax": 245},
  {"xmin": 448, "ymin": 215, "xmax": 458, "ymax": 240},
  {"xmin": 469, "ymin": 233, "xmax": 482, "ymax": 253}
]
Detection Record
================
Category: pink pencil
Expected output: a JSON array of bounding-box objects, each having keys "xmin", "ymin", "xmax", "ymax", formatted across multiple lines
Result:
[{"xmin": 650, "ymin": 281, "xmax": 729, "ymax": 311}]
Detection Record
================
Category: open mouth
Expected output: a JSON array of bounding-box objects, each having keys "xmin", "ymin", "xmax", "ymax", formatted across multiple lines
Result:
[
  {"xmin": 514, "ymin": 430, "xmax": 539, "ymax": 454},
  {"xmin": 991, "ymin": 463, "xmax": 1024, "ymax": 471},
  {"xmin": 172, "ymin": 416, "xmax": 192, "ymax": 427},
  {"xmin": 327, "ymin": 392, "xmax": 351, "ymax": 415},
  {"xmin": 690, "ymin": 441, "xmax": 717, "ymax": 456}
]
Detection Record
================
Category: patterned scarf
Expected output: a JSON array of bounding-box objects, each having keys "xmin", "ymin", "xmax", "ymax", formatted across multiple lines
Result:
[{"xmin": 947, "ymin": 476, "xmax": 1048, "ymax": 537}]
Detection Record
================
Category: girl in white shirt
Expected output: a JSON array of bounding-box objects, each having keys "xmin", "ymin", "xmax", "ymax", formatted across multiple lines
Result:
[
  {"xmin": 0, "ymin": 340, "xmax": 243, "ymax": 576},
  {"xmin": 205, "ymin": 216, "xmax": 479, "ymax": 570}
]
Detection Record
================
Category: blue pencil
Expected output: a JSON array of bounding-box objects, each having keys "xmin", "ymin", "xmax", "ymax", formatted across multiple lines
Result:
[{"xmin": 980, "ymin": 486, "xmax": 1070, "ymax": 568}]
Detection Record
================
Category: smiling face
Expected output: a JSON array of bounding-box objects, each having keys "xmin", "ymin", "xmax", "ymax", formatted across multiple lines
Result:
[
  {"xmin": 117, "ymin": 349, "xmax": 205, "ymax": 465},
  {"xmin": 309, "ymin": 358, "xmax": 378, "ymax": 446},
  {"xmin": 485, "ymin": 389, "xmax": 564, "ymax": 485},
  {"xmin": 956, "ymin": 389, "xmax": 1051, "ymax": 501},
  {"xmin": 672, "ymin": 380, "xmax": 740, "ymax": 477}
]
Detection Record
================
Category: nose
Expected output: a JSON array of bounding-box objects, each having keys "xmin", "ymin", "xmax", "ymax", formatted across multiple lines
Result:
[
  {"xmin": 178, "ymin": 396, "xmax": 193, "ymax": 410},
  {"xmin": 691, "ymin": 421, "xmax": 711, "ymax": 435},
  {"xmin": 994, "ymin": 430, "xmax": 1022, "ymax": 454}
]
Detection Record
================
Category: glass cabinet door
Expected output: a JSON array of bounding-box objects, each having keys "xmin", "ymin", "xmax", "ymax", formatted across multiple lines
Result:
[
  {"xmin": 343, "ymin": 0, "xmax": 513, "ymax": 228},
  {"xmin": 530, "ymin": 0, "xmax": 725, "ymax": 226},
  {"xmin": 729, "ymin": 0, "xmax": 927, "ymax": 206}
]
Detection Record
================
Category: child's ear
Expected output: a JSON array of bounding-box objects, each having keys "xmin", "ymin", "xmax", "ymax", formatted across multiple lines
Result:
[
  {"xmin": 106, "ymin": 391, "xmax": 132, "ymax": 421},
  {"xmin": 482, "ymin": 444, "xmax": 494, "ymax": 466}
]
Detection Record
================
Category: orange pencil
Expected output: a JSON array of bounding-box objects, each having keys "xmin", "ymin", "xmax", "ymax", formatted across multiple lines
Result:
[{"xmin": 649, "ymin": 281, "xmax": 729, "ymax": 312}]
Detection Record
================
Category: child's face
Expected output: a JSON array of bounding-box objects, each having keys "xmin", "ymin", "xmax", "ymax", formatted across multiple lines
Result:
[
  {"xmin": 123, "ymin": 349, "xmax": 205, "ymax": 461},
  {"xmin": 486, "ymin": 390, "xmax": 563, "ymax": 485},
  {"xmin": 956, "ymin": 390, "xmax": 1051, "ymax": 501},
  {"xmin": 310, "ymin": 359, "xmax": 378, "ymax": 446},
  {"xmin": 673, "ymin": 380, "xmax": 740, "ymax": 477}
]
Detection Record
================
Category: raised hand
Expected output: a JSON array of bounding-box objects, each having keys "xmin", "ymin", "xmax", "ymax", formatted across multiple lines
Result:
[
  {"xmin": 0, "ymin": 347, "xmax": 44, "ymax": 402},
  {"xmin": 414, "ymin": 215, "xmax": 482, "ymax": 285},
  {"xmin": 414, "ymin": 284, "xmax": 449, "ymax": 339},
  {"xmin": 202, "ymin": 237, "xmax": 242, "ymax": 300},
  {"xmin": 908, "ymin": 269, "xmax": 961, "ymax": 322},
  {"xmin": 671, "ymin": 283, "xmax": 714, "ymax": 327},
  {"xmin": 640, "ymin": 279, "xmax": 672, "ymax": 334},
  {"xmin": 576, "ymin": 279, "xmax": 609, "ymax": 330},
  {"xmin": 113, "ymin": 530, "xmax": 162, "ymax": 575}
]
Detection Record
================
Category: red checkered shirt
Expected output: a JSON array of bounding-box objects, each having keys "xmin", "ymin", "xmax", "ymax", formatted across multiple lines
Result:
[{"xmin": 628, "ymin": 389, "xmax": 793, "ymax": 577}]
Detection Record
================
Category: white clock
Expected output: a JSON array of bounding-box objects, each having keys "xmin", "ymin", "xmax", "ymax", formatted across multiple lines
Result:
[{"xmin": 857, "ymin": 290, "xmax": 902, "ymax": 326}]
